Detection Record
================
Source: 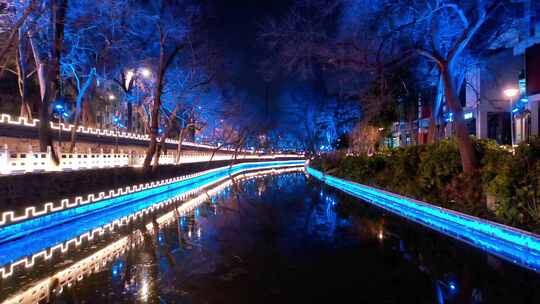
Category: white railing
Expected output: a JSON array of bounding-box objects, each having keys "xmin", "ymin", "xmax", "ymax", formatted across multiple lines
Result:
[
  {"xmin": 0, "ymin": 113, "xmax": 259, "ymax": 153},
  {"xmin": 0, "ymin": 144, "xmax": 302, "ymax": 175}
]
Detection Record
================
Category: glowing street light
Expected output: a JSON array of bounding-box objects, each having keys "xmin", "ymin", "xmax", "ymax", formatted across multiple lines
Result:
[
  {"xmin": 108, "ymin": 94, "xmax": 116, "ymax": 101},
  {"xmin": 503, "ymin": 88, "xmax": 519, "ymax": 98},
  {"xmin": 503, "ymin": 88, "xmax": 519, "ymax": 151},
  {"xmin": 140, "ymin": 68, "xmax": 151, "ymax": 78}
]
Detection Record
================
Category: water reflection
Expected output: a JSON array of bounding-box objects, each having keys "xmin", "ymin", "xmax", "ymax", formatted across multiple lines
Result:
[{"xmin": 3, "ymin": 170, "xmax": 540, "ymax": 303}]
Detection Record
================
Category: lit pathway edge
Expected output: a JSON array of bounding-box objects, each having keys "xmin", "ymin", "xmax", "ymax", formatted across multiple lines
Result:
[{"xmin": 307, "ymin": 166, "xmax": 540, "ymax": 273}]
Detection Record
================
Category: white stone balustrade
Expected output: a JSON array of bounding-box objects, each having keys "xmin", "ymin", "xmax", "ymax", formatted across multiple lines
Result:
[
  {"xmin": 0, "ymin": 144, "xmax": 302, "ymax": 175},
  {"xmin": 0, "ymin": 113, "xmax": 259, "ymax": 153}
]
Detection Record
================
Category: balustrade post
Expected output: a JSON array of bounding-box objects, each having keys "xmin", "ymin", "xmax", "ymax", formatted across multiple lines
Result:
[
  {"xmin": 47, "ymin": 145, "xmax": 57, "ymax": 171},
  {"xmin": 1, "ymin": 144, "xmax": 8, "ymax": 174},
  {"xmin": 111, "ymin": 148, "xmax": 115, "ymax": 167},
  {"xmin": 100, "ymin": 148, "xmax": 104, "ymax": 168}
]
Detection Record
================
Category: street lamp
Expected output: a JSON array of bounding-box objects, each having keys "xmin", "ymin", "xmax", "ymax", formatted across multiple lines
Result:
[
  {"xmin": 504, "ymin": 88, "xmax": 519, "ymax": 151},
  {"xmin": 113, "ymin": 116, "xmax": 120, "ymax": 152},
  {"xmin": 139, "ymin": 68, "xmax": 151, "ymax": 78},
  {"xmin": 53, "ymin": 104, "xmax": 66, "ymax": 146}
]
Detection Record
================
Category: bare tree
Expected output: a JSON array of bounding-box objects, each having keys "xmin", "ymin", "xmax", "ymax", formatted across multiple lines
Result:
[
  {"xmin": 0, "ymin": 0, "xmax": 39, "ymax": 70},
  {"xmin": 261, "ymin": 0, "xmax": 518, "ymax": 172}
]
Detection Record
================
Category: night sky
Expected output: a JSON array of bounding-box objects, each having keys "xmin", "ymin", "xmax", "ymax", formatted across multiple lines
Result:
[{"xmin": 204, "ymin": 0, "xmax": 295, "ymax": 116}]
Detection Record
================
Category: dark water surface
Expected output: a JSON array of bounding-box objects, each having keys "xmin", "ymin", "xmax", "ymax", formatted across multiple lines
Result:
[{"xmin": 3, "ymin": 172, "xmax": 540, "ymax": 303}]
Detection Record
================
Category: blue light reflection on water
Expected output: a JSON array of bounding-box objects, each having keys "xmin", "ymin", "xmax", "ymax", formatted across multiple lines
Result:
[
  {"xmin": 0, "ymin": 160, "xmax": 305, "ymax": 243},
  {"xmin": 0, "ymin": 161, "xmax": 304, "ymax": 266},
  {"xmin": 307, "ymin": 167, "xmax": 540, "ymax": 272}
]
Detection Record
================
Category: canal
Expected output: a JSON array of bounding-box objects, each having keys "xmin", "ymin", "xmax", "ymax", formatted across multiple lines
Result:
[{"xmin": 2, "ymin": 169, "xmax": 540, "ymax": 303}]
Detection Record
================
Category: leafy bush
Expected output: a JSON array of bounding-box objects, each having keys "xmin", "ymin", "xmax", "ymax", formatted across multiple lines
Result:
[
  {"xmin": 486, "ymin": 137, "xmax": 540, "ymax": 232},
  {"xmin": 312, "ymin": 138, "xmax": 540, "ymax": 233}
]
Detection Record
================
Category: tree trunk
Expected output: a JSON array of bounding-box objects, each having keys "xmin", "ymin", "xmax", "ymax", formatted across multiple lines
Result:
[
  {"xmin": 175, "ymin": 127, "xmax": 185, "ymax": 164},
  {"xmin": 29, "ymin": 33, "xmax": 59, "ymax": 164},
  {"xmin": 229, "ymin": 136, "xmax": 245, "ymax": 170},
  {"xmin": 206, "ymin": 141, "xmax": 228, "ymax": 169},
  {"xmin": 428, "ymin": 75, "xmax": 445, "ymax": 144},
  {"xmin": 152, "ymin": 107, "xmax": 179, "ymax": 170},
  {"xmin": 16, "ymin": 28, "xmax": 31, "ymax": 120},
  {"xmin": 0, "ymin": 0, "xmax": 37, "ymax": 69},
  {"xmin": 143, "ymin": 53, "xmax": 165, "ymax": 171},
  {"xmin": 136, "ymin": 105, "xmax": 150, "ymax": 134},
  {"xmin": 127, "ymin": 101, "xmax": 133, "ymax": 131},
  {"xmin": 82, "ymin": 98, "xmax": 96, "ymax": 127},
  {"xmin": 69, "ymin": 69, "xmax": 95, "ymax": 152},
  {"xmin": 38, "ymin": 68, "xmax": 56, "ymax": 156},
  {"xmin": 142, "ymin": 86, "xmax": 162, "ymax": 171},
  {"xmin": 441, "ymin": 64, "xmax": 478, "ymax": 173},
  {"xmin": 143, "ymin": 32, "xmax": 181, "ymax": 172}
]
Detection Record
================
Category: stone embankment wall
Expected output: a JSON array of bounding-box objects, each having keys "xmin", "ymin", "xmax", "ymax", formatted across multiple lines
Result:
[{"xmin": 0, "ymin": 158, "xmax": 303, "ymax": 213}]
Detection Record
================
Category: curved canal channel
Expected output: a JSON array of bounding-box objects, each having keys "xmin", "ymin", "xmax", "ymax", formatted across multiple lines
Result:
[{"xmin": 1, "ymin": 163, "xmax": 540, "ymax": 303}]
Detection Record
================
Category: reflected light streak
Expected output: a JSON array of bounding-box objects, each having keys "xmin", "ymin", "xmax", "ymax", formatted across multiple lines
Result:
[
  {"xmin": 1, "ymin": 166, "xmax": 304, "ymax": 304},
  {"xmin": 308, "ymin": 167, "xmax": 540, "ymax": 273},
  {"xmin": 0, "ymin": 161, "xmax": 305, "ymax": 279}
]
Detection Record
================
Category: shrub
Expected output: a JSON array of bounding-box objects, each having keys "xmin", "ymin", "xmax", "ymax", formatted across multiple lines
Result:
[
  {"xmin": 311, "ymin": 137, "xmax": 540, "ymax": 233},
  {"xmin": 487, "ymin": 137, "xmax": 540, "ymax": 232}
]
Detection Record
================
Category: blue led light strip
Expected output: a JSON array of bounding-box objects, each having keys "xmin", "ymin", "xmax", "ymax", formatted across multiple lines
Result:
[
  {"xmin": 0, "ymin": 160, "xmax": 305, "ymax": 244},
  {"xmin": 307, "ymin": 167, "xmax": 540, "ymax": 272},
  {"xmin": 1, "ymin": 167, "xmax": 305, "ymax": 304},
  {"xmin": 0, "ymin": 162, "xmax": 305, "ymax": 277}
]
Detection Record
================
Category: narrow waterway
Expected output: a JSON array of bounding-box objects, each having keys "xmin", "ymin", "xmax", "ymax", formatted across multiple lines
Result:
[{"xmin": 2, "ymin": 171, "xmax": 540, "ymax": 303}]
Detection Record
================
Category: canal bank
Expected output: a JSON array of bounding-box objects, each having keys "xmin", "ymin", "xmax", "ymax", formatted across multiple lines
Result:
[
  {"xmin": 306, "ymin": 166, "xmax": 540, "ymax": 274},
  {"xmin": 2, "ymin": 171, "xmax": 540, "ymax": 304},
  {"xmin": 0, "ymin": 157, "xmax": 304, "ymax": 213}
]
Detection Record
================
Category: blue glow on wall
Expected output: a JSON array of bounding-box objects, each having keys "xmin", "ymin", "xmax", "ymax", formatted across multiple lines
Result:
[
  {"xmin": 0, "ymin": 160, "xmax": 305, "ymax": 267},
  {"xmin": 307, "ymin": 167, "xmax": 540, "ymax": 273}
]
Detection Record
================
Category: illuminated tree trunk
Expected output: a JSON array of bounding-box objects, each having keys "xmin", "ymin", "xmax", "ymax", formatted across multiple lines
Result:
[
  {"xmin": 175, "ymin": 127, "xmax": 185, "ymax": 164},
  {"xmin": 16, "ymin": 28, "xmax": 32, "ymax": 120},
  {"xmin": 174, "ymin": 121, "xmax": 197, "ymax": 164},
  {"xmin": 143, "ymin": 45, "xmax": 166, "ymax": 171},
  {"xmin": 428, "ymin": 75, "xmax": 444, "ymax": 143},
  {"xmin": 29, "ymin": 33, "xmax": 59, "ymax": 163},
  {"xmin": 127, "ymin": 102, "xmax": 133, "ymax": 131},
  {"xmin": 69, "ymin": 68, "xmax": 96, "ymax": 152},
  {"xmin": 152, "ymin": 106, "xmax": 179, "ymax": 170},
  {"xmin": 440, "ymin": 63, "xmax": 478, "ymax": 173},
  {"xmin": 0, "ymin": 0, "xmax": 37, "ymax": 69},
  {"xmin": 142, "ymin": 30, "xmax": 181, "ymax": 172}
]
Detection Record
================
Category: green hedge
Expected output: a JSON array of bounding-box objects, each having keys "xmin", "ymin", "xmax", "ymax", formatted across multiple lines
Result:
[{"xmin": 312, "ymin": 137, "xmax": 540, "ymax": 233}]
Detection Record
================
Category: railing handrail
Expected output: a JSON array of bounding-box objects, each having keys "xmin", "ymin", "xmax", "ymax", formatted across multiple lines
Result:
[{"xmin": 0, "ymin": 142, "xmax": 302, "ymax": 175}]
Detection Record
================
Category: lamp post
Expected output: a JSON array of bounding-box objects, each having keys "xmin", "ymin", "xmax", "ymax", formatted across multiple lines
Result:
[{"xmin": 504, "ymin": 88, "xmax": 519, "ymax": 152}]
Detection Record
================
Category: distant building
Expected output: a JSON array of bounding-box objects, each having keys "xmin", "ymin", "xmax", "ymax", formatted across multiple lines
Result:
[
  {"xmin": 467, "ymin": 49, "xmax": 520, "ymax": 145},
  {"xmin": 512, "ymin": 0, "xmax": 540, "ymax": 143}
]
